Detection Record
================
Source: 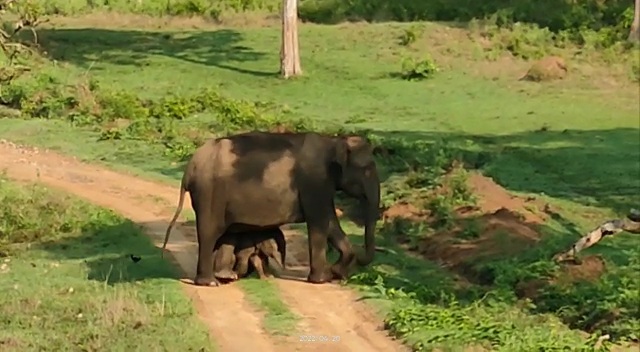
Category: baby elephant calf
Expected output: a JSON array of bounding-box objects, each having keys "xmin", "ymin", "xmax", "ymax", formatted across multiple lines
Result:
[{"xmin": 213, "ymin": 227, "xmax": 286, "ymax": 281}]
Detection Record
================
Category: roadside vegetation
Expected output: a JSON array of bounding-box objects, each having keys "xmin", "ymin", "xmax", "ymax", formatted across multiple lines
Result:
[
  {"xmin": 0, "ymin": 177, "xmax": 215, "ymax": 351},
  {"xmin": 0, "ymin": 0, "xmax": 638, "ymax": 351}
]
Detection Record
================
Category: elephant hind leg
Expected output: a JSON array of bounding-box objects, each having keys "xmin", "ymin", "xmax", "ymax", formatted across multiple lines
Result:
[
  {"xmin": 193, "ymin": 191, "xmax": 225, "ymax": 286},
  {"xmin": 327, "ymin": 220, "xmax": 356, "ymax": 280}
]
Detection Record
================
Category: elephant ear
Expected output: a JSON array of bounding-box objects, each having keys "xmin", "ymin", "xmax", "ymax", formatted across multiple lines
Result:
[
  {"xmin": 334, "ymin": 135, "xmax": 374, "ymax": 168},
  {"xmin": 345, "ymin": 136, "xmax": 374, "ymax": 167},
  {"xmin": 334, "ymin": 137, "xmax": 349, "ymax": 168}
]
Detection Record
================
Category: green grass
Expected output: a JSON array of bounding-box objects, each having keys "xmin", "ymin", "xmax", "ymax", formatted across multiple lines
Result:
[
  {"xmin": 340, "ymin": 216, "xmax": 640, "ymax": 351},
  {"xmin": 1, "ymin": 13, "xmax": 639, "ymax": 351},
  {"xmin": 5, "ymin": 21, "xmax": 637, "ymax": 213},
  {"xmin": 236, "ymin": 279, "xmax": 299, "ymax": 336},
  {"xmin": 0, "ymin": 178, "xmax": 215, "ymax": 351}
]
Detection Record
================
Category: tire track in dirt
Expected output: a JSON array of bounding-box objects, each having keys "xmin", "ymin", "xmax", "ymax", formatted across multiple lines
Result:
[{"xmin": 0, "ymin": 140, "xmax": 407, "ymax": 352}]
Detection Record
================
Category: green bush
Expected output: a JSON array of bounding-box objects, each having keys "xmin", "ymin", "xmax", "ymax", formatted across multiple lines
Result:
[
  {"xmin": 299, "ymin": 0, "xmax": 631, "ymax": 32},
  {"xmin": 533, "ymin": 256, "xmax": 640, "ymax": 342},
  {"xmin": 14, "ymin": 0, "xmax": 636, "ymax": 50},
  {"xmin": 32, "ymin": 0, "xmax": 281, "ymax": 18},
  {"xmin": 397, "ymin": 25, "xmax": 424, "ymax": 46},
  {"xmin": 346, "ymin": 217, "xmax": 640, "ymax": 350},
  {"xmin": 1, "ymin": 72, "xmax": 313, "ymax": 160},
  {"xmin": 399, "ymin": 55, "xmax": 439, "ymax": 81},
  {"xmin": 298, "ymin": 0, "xmax": 634, "ymax": 48}
]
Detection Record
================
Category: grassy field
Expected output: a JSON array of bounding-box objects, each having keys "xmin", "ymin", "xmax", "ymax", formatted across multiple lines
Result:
[
  {"xmin": 0, "ymin": 178, "xmax": 214, "ymax": 351},
  {"xmin": 0, "ymin": 5, "xmax": 639, "ymax": 351}
]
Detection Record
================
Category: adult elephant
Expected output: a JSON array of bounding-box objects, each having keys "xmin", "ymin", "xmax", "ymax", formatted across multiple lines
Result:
[{"xmin": 163, "ymin": 131, "xmax": 380, "ymax": 286}]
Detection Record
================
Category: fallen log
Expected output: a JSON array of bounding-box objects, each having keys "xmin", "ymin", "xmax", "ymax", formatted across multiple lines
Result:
[{"xmin": 553, "ymin": 209, "xmax": 640, "ymax": 263}]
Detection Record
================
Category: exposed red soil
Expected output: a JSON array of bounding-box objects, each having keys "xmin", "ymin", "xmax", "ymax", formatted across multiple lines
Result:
[
  {"xmin": 381, "ymin": 202, "xmax": 428, "ymax": 222},
  {"xmin": 555, "ymin": 255, "xmax": 607, "ymax": 284},
  {"xmin": 380, "ymin": 170, "xmax": 603, "ymax": 287}
]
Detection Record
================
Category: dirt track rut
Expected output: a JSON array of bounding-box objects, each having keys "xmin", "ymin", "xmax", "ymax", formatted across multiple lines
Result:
[{"xmin": 0, "ymin": 140, "xmax": 407, "ymax": 352}]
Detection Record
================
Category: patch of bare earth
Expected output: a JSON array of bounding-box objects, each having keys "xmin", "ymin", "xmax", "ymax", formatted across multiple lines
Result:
[
  {"xmin": 381, "ymin": 171, "xmax": 607, "ymax": 288},
  {"xmin": 520, "ymin": 56, "xmax": 568, "ymax": 82},
  {"xmin": 383, "ymin": 172, "xmax": 546, "ymax": 278},
  {"xmin": 0, "ymin": 140, "xmax": 407, "ymax": 352}
]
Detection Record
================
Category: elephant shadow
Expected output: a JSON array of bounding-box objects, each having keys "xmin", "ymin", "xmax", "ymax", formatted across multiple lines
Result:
[
  {"xmin": 86, "ymin": 253, "xmax": 181, "ymax": 285},
  {"xmin": 276, "ymin": 266, "xmax": 310, "ymax": 282},
  {"xmin": 38, "ymin": 220, "xmax": 183, "ymax": 286}
]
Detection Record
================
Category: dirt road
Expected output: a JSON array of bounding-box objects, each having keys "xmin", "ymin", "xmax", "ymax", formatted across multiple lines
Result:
[{"xmin": 0, "ymin": 140, "xmax": 407, "ymax": 352}]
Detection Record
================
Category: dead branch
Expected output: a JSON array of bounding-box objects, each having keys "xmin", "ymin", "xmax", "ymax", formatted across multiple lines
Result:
[
  {"xmin": 554, "ymin": 211, "xmax": 640, "ymax": 263},
  {"xmin": 0, "ymin": 0, "xmax": 46, "ymax": 87}
]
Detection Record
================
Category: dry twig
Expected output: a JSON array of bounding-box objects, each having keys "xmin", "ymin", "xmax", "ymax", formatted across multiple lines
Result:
[{"xmin": 0, "ymin": 0, "xmax": 45, "ymax": 93}]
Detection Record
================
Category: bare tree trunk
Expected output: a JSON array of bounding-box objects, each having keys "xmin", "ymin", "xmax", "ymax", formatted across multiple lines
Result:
[
  {"xmin": 280, "ymin": 0, "xmax": 302, "ymax": 78},
  {"xmin": 630, "ymin": 0, "xmax": 640, "ymax": 42}
]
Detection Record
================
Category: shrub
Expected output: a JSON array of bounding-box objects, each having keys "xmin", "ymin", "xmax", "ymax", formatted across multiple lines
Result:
[
  {"xmin": 1, "ymin": 71, "xmax": 313, "ymax": 160},
  {"xmin": 398, "ymin": 25, "xmax": 424, "ymax": 46},
  {"xmin": 399, "ymin": 55, "xmax": 439, "ymax": 81}
]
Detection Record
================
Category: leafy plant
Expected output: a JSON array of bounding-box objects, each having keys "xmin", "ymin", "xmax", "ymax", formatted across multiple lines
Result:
[
  {"xmin": 398, "ymin": 25, "xmax": 423, "ymax": 46},
  {"xmin": 399, "ymin": 55, "xmax": 439, "ymax": 81},
  {"xmin": 0, "ymin": 0, "xmax": 47, "ymax": 98}
]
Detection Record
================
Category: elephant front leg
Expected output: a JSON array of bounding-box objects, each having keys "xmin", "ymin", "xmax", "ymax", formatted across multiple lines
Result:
[
  {"xmin": 327, "ymin": 220, "xmax": 356, "ymax": 280},
  {"xmin": 306, "ymin": 224, "xmax": 333, "ymax": 284}
]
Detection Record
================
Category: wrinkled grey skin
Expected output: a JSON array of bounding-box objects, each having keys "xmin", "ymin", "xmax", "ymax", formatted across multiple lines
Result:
[
  {"xmin": 213, "ymin": 227, "xmax": 286, "ymax": 280},
  {"xmin": 163, "ymin": 131, "xmax": 381, "ymax": 287}
]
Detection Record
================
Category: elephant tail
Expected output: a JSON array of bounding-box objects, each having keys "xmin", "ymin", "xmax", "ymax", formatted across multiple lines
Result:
[{"xmin": 162, "ymin": 171, "xmax": 189, "ymax": 257}]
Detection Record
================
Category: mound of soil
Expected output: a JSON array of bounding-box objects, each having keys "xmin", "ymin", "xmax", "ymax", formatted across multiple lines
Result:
[
  {"xmin": 381, "ymin": 169, "xmax": 611, "ymax": 290},
  {"xmin": 466, "ymin": 172, "xmax": 547, "ymax": 224},
  {"xmin": 520, "ymin": 56, "xmax": 568, "ymax": 82},
  {"xmin": 416, "ymin": 207, "xmax": 541, "ymax": 271},
  {"xmin": 382, "ymin": 172, "xmax": 552, "ymax": 282},
  {"xmin": 381, "ymin": 202, "xmax": 428, "ymax": 222}
]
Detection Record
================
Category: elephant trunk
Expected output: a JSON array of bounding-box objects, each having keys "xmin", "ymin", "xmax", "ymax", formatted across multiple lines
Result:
[
  {"xmin": 270, "ymin": 251, "xmax": 284, "ymax": 268},
  {"xmin": 357, "ymin": 168, "xmax": 380, "ymax": 266}
]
